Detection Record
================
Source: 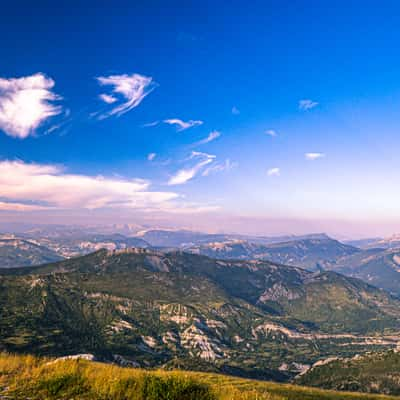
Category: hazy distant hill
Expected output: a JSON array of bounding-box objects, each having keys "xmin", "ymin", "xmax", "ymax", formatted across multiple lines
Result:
[
  {"xmin": 188, "ymin": 237, "xmax": 359, "ymax": 270},
  {"xmin": 136, "ymin": 229, "xmax": 334, "ymax": 248},
  {"xmin": 0, "ymin": 238, "xmax": 63, "ymax": 268},
  {"xmin": 135, "ymin": 229, "xmax": 233, "ymax": 247},
  {"xmin": 324, "ymin": 248, "xmax": 400, "ymax": 297},
  {"xmin": 1, "ymin": 249, "xmax": 400, "ymax": 379},
  {"xmin": 24, "ymin": 233, "xmax": 150, "ymax": 258},
  {"xmin": 345, "ymin": 235, "xmax": 400, "ymax": 250}
]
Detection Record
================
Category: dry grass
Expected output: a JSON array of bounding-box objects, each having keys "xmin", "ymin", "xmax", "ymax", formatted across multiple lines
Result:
[{"xmin": 0, "ymin": 353, "xmax": 399, "ymax": 400}]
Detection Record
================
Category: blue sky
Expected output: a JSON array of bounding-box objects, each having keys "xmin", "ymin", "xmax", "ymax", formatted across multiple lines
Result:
[{"xmin": 1, "ymin": 1, "xmax": 400, "ymax": 237}]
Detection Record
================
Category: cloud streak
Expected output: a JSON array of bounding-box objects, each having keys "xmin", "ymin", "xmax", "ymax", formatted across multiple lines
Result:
[
  {"xmin": 99, "ymin": 93, "xmax": 117, "ymax": 104},
  {"xmin": 0, "ymin": 73, "xmax": 62, "ymax": 139},
  {"xmin": 97, "ymin": 73, "xmax": 157, "ymax": 118},
  {"xmin": 267, "ymin": 167, "xmax": 280, "ymax": 176},
  {"xmin": 142, "ymin": 120, "xmax": 159, "ymax": 127},
  {"xmin": 265, "ymin": 129, "xmax": 277, "ymax": 137},
  {"xmin": 231, "ymin": 106, "xmax": 240, "ymax": 115},
  {"xmin": 195, "ymin": 130, "xmax": 221, "ymax": 145},
  {"xmin": 168, "ymin": 152, "xmax": 215, "ymax": 185},
  {"xmin": 305, "ymin": 152, "xmax": 325, "ymax": 160},
  {"xmin": 202, "ymin": 158, "xmax": 238, "ymax": 176},
  {"xmin": 163, "ymin": 118, "xmax": 203, "ymax": 131},
  {"xmin": 299, "ymin": 99, "xmax": 318, "ymax": 110}
]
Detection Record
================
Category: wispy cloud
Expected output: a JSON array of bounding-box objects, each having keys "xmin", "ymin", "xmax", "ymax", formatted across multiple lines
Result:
[
  {"xmin": 305, "ymin": 152, "xmax": 325, "ymax": 160},
  {"xmin": 0, "ymin": 160, "xmax": 178, "ymax": 210},
  {"xmin": 142, "ymin": 120, "xmax": 159, "ymax": 127},
  {"xmin": 267, "ymin": 167, "xmax": 280, "ymax": 176},
  {"xmin": 202, "ymin": 158, "xmax": 238, "ymax": 176},
  {"xmin": 96, "ymin": 73, "xmax": 157, "ymax": 118},
  {"xmin": 163, "ymin": 118, "xmax": 203, "ymax": 131},
  {"xmin": 195, "ymin": 130, "xmax": 221, "ymax": 145},
  {"xmin": 299, "ymin": 99, "xmax": 318, "ymax": 111},
  {"xmin": 0, "ymin": 73, "xmax": 62, "ymax": 139},
  {"xmin": 147, "ymin": 153, "xmax": 156, "ymax": 161},
  {"xmin": 232, "ymin": 106, "xmax": 240, "ymax": 115},
  {"xmin": 168, "ymin": 151, "xmax": 215, "ymax": 185},
  {"xmin": 99, "ymin": 93, "xmax": 117, "ymax": 104},
  {"xmin": 265, "ymin": 129, "xmax": 277, "ymax": 137}
]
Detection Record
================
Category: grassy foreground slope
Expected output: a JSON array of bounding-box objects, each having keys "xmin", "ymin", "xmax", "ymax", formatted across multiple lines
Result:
[{"xmin": 0, "ymin": 353, "xmax": 399, "ymax": 400}]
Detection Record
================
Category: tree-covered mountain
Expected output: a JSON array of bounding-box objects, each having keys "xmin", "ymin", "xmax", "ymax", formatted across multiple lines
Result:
[
  {"xmin": 0, "ymin": 238, "xmax": 63, "ymax": 268},
  {"xmin": 297, "ymin": 350, "xmax": 400, "ymax": 396},
  {"xmin": 1, "ymin": 249, "xmax": 400, "ymax": 380}
]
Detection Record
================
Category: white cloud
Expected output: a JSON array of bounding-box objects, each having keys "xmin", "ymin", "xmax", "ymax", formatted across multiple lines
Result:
[
  {"xmin": 0, "ymin": 160, "xmax": 178, "ymax": 210},
  {"xmin": 168, "ymin": 152, "xmax": 215, "ymax": 185},
  {"xmin": 196, "ymin": 130, "xmax": 221, "ymax": 145},
  {"xmin": 265, "ymin": 129, "xmax": 277, "ymax": 137},
  {"xmin": 232, "ymin": 106, "xmax": 240, "ymax": 115},
  {"xmin": 267, "ymin": 167, "xmax": 280, "ymax": 176},
  {"xmin": 99, "ymin": 93, "xmax": 117, "ymax": 104},
  {"xmin": 299, "ymin": 99, "xmax": 318, "ymax": 111},
  {"xmin": 0, "ymin": 73, "xmax": 62, "ymax": 139},
  {"xmin": 305, "ymin": 152, "xmax": 325, "ymax": 160},
  {"xmin": 163, "ymin": 118, "xmax": 203, "ymax": 131},
  {"xmin": 202, "ymin": 158, "xmax": 238, "ymax": 176},
  {"xmin": 96, "ymin": 73, "xmax": 157, "ymax": 118},
  {"xmin": 147, "ymin": 153, "xmax": 156, "ymax": 161}
]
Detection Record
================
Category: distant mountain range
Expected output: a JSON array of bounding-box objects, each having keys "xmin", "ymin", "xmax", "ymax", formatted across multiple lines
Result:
[
  {"xmin": 29, "ymin": 233, "xmax": 150, "ymax": 258},
  {"xmin": 345, "ymin": 234, "xmax": 400, "ymax": 250},
  {"xmin": 1, "ymin": 249, "xmax": 400, "ymax": 380},
  {"xmin": 0, "ymin": 238, "xmax": 63, "ymax": 268},
  {"xmin": 136, "ymin": 228, "xmax": 331, "ymax": 248},
  {"xmin": 187, "ymin": 237, "xmax": 359, "ymax": 270},
  {"xmin": 4, "ymin": 226, "xmax": 400, "ymax": 298},
  {"xmin": 0, "ymin": 233, "xmax": 149, "ymax": 267}
]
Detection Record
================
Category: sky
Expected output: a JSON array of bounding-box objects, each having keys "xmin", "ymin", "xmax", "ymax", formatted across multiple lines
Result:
[{"xmin": 1, "ymin": 0, "xmax": 400, "ymax": 238}]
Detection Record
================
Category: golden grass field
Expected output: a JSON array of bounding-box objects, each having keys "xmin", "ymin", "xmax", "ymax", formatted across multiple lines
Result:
[{"xmin": 0, "ymin": 353, "xmax": 399, "ymax": 400}]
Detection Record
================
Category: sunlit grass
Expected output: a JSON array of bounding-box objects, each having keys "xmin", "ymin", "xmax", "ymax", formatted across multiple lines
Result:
[{"xmin": 0, "ymin": 353, "xmax": 398, "ymax": 400}]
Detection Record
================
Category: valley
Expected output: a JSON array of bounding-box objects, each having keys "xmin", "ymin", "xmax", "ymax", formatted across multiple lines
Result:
[{"xmin": 2, "ymin": 227, "xmax": 400, "ymax": 395}]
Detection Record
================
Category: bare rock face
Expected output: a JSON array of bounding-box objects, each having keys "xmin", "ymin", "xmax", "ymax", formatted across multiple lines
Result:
[
  {"xmin": 258, "ymin": 282, "xmax": 302, "ymax": 302},
  {"xmin": 180, "ymin": 323, "xmax": 225, "ymax": 361}
]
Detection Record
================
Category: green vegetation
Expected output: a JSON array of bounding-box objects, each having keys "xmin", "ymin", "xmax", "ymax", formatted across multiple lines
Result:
[
  {"xmin": 1, "ymin": 353, "xmax": 399, "ymax": 400},
  {"xmin": 298, "ymin": 350, "xmax": 400, "ymax": 395}
]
